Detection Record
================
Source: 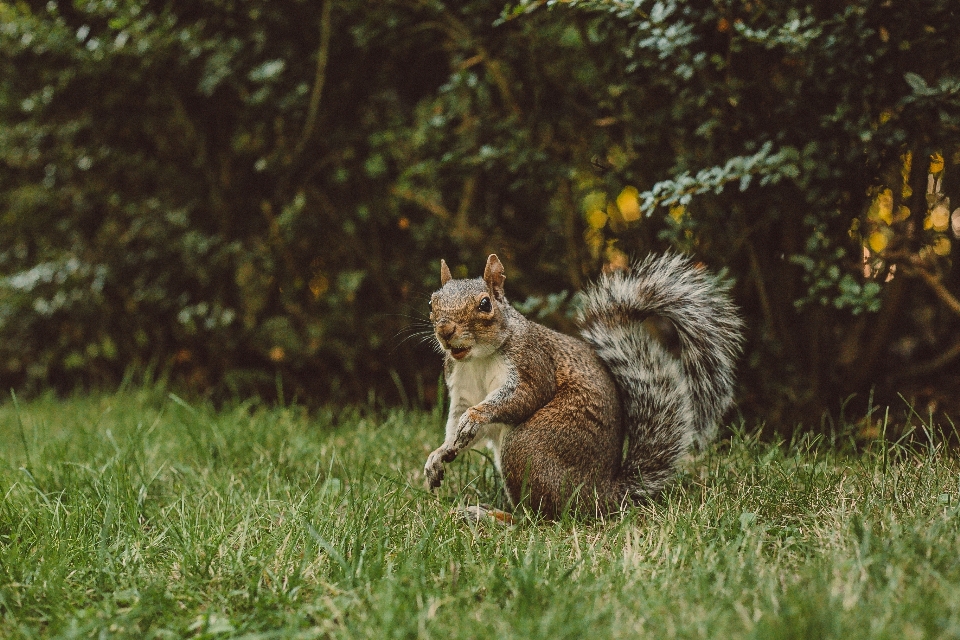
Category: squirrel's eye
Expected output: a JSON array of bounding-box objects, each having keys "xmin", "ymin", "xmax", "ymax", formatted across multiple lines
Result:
[{"xmin": 478, "ymin": 297, "xmax": 492, "ymax": 313}]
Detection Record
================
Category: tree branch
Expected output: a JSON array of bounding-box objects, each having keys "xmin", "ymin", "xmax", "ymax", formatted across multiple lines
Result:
[
  {"xmin": 746, "ymin": 240, "xmax": 775, "ymax": 334},
  {"xmin": 905, "ymin": 260, "xmax": 960, "ymax": 317},
  {"xmin": 294, "ymin": 0, "xmax": 333, "ymax": 161},
  {"xmin": 391, "ymin": 186, "xmax": 452, "ymax": 220},
  {"xmin": 902, "ymin": 336, "xmax": 960, "ymax": 377}
]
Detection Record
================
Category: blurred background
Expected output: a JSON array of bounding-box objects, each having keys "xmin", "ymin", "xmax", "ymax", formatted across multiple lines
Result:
[{"xmin": 2, "ymin": 0, "xmax": 959, "ymax": 430}]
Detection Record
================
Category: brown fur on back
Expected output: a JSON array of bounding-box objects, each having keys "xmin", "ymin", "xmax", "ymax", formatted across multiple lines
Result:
[{"xmin": 496, "ymin": 319, "xmax": 624, "ymax": 516}]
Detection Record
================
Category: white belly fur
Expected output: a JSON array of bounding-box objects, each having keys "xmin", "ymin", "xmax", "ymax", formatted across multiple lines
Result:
[{"xmin": 447, "ymin": 353, "xmax": 511, "ymax": 470}]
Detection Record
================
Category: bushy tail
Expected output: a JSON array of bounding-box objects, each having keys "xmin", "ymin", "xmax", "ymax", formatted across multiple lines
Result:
[{"xmin": 577, "ymin": 253, "xmax": 744, "ymax": 499}]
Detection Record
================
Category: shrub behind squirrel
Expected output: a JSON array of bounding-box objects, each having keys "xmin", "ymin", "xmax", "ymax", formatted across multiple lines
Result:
[{"xmin": 424, "ymin": 253, "xmax": 743, "ymax": 518}]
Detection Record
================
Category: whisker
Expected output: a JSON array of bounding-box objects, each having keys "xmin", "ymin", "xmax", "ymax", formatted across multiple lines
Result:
[
  {"xmin": 388, "ymin": 299, "xmax": 438, "ymax": 355},
  {"xmin": 392, "ymin": 330, "xmax": 435, "ymax": 351},
  {"xmin": 385, "ymin": 312, "xmax": 431, "ymax": 323},
  {"xmin": 393, "ymin": 324, "xmax": 431, "ymax": 339}
]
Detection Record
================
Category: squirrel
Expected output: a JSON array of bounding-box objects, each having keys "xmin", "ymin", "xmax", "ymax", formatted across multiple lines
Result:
[{"xmin": 423, "ymin": 253, "xmax": 744, "ymax": 519}]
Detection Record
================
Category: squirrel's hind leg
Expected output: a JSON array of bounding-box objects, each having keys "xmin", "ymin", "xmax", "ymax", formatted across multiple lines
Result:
[{"xmin": 499, "ymin": 418, "xmax": 623, "ymax": 519}]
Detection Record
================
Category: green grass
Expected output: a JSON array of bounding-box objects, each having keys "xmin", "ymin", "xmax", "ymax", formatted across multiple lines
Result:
[{"xmin": 1, "ymin": 389, "xmax": 959, "ymax": 639}]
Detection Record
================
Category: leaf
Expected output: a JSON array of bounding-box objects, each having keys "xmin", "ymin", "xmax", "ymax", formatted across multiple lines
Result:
[
  {"xmin": 877, "ymin": 189, "xmax": 893, "ymax": 224},
  {"xmin": 606, "ymin": 202, "xmax": 626, "ymax": 231},
  {"xmin": 582, "ymin": 190, "xmax": 607, "ymax": 213},
  {"xmin": 905, "ymin": 72, "xmax": 934, "ymax": 95},
  {"xmin": 616, "ymin": 186, "xmax": 641, "ymax": 222},
  {"xmin": 867, "ymin": 230, "xmax": 888, "ymax": 253},
  {"xmin": 248, "ymin": 59, "xmax": 286, "ymax": 82},
  {"xmin": 930, "ymin": 203, "xmax": 950, "ymax": 231},
  {"xmin": 901, "ymin": 151, "xmax": 913, "ymax": 198},
  {"xmin": 929, "ymin": 152, "xmax": 945, "ymax": 174},
  {"xmin": 933, "ymin": 236, "xmax": 952, "ymax": 256},
  {"xmin": 848, "ymin": 217, "xmax": 860, "ymax": 240},
  {"xmin": 867, "ymin": 188, "xmax": 893, "ymax": 225},
  {"xmin": 585, "ymin": 208, "xmax": 608, "ymax": 230}
]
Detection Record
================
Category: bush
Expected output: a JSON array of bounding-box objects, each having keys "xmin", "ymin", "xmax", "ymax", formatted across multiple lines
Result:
[{"xmin": 2, "ymin": 0, "xmax": 960, "ymax": 424}]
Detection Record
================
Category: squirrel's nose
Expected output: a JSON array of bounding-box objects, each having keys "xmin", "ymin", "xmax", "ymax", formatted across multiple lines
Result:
[{"xmin": 437, "ymin": 321, "xmax": 456, "ymax": 342}]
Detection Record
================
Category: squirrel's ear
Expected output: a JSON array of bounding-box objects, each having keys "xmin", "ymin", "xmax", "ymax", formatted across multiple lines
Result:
[
  {"xmin": 483, "ymin": 254, "xmax": 506, "ymax": 298},
  {"xmin": 440, "ymin": 259, "xmax": 452, "ymax": 286}
]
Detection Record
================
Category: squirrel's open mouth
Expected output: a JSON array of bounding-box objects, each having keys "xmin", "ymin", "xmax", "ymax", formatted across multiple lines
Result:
[{"xmin": 450, "ymin": 347, "xmax": 471, "ymax": 360}]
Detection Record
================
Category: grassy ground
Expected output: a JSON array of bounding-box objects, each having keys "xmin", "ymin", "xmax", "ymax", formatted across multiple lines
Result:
[{"xmin": 1, "ymin": 389, "xmax": 959, "ymax": 639}]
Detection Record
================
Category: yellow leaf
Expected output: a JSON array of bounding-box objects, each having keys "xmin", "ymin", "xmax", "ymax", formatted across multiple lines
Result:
[
  {"xmin": 868, "ymin": 188, "xmax": 893, "ymax": 225},
  {"xmin": 607, "ymin": 202, "xmax": 625, "ymax": 231},
  {"xmin": 924, "ymin": 215, "xmax": 933, "ymax": 230},
  {"xmin": 585, "ymin": 208, "xmax": 608, "ymax": 230},
  {"xmin": 878, "ymin": 189, "xmax": 893, "ymax": 224},
  {"xmin": 868, "ymin": 230, "xmax": 888, "ymax": 253},
  {"xmin": 894, "ymin": 205, "xmax": 911, "ymax": 222},
  {"xmin": 616, "ymin": 186, "xmax": 641, "ymax": 222},
  {"xmin": 669, "ymin": 205, "xmax": 686, "ymax": 223},
  {"xmin": 901, "ymin": 152, "xmax": 913, "ymax": 198},
  {"xmin": 930, "ymin": 152, "xmax": 944, "ymax": 175},
  {"xmin": 933, "ymin": 236, "xmax": 952, "ymax": 256},
  {"xmin": 931, "ymin": 203, "xmax": 950, "ymax": 231}
]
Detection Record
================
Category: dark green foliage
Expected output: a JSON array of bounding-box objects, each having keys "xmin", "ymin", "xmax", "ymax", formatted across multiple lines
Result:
[
  {"xmin": 557, "ymin": 0, "xmax": 960, "ymax": 421},
  {"xmin": 0, "ymin": 0, "xmax": 462, "ymax": 401},
  {"xmin": 2, "ymin": 0, "xmax": 960, "ymax": 421}
]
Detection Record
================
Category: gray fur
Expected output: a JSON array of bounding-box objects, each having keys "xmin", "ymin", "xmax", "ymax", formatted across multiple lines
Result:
[{"xmin": 578, "ymin": 253, "xmax": 744, "ymax": 499}]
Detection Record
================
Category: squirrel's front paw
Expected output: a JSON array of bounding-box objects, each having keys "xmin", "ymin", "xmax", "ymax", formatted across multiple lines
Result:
[{"xmin": 424, "ymin": 447, "xmax": 449, "ymax": 489}]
